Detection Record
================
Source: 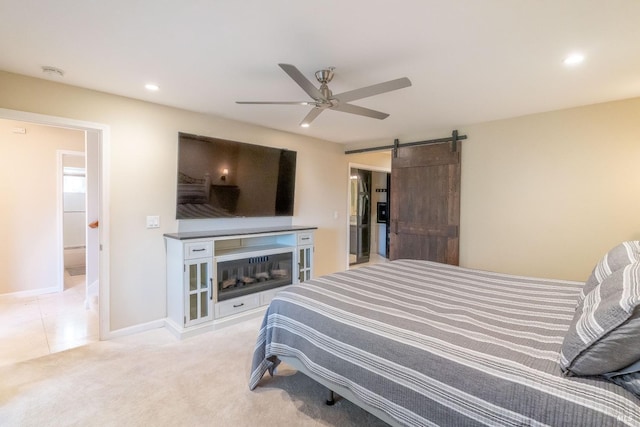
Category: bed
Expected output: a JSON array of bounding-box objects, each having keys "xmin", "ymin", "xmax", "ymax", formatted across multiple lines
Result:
[{"xmin": 250, "ymin": 257, "xmax": 640, "ymax": 426}]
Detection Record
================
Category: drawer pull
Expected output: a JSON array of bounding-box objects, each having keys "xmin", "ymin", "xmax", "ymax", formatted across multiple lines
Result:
[
  {"xmin": 233, "ymin": 303, "xmax": 245, "ymax": 308},
  {"xmin": 301, "ymin": 237, "xmax": 310, "ymax": 241},
  {"xmin": 192, "ymin": 248, "xmax": 206, "ymax": 252}
]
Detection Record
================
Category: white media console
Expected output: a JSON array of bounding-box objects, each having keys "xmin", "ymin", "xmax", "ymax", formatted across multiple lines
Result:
[{"xmin": 164, "ymin": 226, "xmax": 315, "ymax": 339}]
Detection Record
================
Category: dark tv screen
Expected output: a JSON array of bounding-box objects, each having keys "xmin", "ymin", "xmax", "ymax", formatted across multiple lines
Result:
[{"xmin": 176, "ymin": 132, "xmax": 296, "ymax": 219}]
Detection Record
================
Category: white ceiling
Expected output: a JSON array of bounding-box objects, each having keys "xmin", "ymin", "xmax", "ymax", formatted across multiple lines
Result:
[{"xmin": 1, "ymin": 1, "xmax": 639, "ymax": 146}]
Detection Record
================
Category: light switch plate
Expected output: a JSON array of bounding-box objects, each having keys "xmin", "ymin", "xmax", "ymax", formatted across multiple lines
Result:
[{"xmin": 146, "ymin": 215, "xmax": 160, "ymax": 229}]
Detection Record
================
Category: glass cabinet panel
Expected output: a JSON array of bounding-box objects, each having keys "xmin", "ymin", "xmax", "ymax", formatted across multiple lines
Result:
[
  {"xmin": 189, "ymin": 264, "xmax": 197, "ymax": 291},
  {"xmin": 189, "ymin": 294, "xmax": 198, "ymax": 321},
  {"xmin": 299, "ymin": 248, "xmax": 305, "ymax": 282},
  {"xmin": 200, "ymin": 293, "xmax": 208, "ymax": 317},
  {"xmin": 298, "ymin": 246, "xmax": 313, "ymax": 284},
  {"xmin": 185, "ymin": 259, "xmax": 212, "ymax": 326},
  {"xmin": 200, "ymin": 263, "xmax": 208, "ymax": 289}
]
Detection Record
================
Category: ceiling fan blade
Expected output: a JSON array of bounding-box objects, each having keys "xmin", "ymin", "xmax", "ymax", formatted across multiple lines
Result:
[
  {"xmin": 279, "ymin": 63, "xmax": 324, "ymax": 100},
  {"xmin": 331, "ymin": 103, "xmax": 389, "ymax": 120},
  {"xmin": 236, "ymin": 101, "xmax": 311, "ymax": 105},
  {"xmin": 300, "ymin": 108, "xmax": 324, "ymax": 126},
  {"xmin": 334, "ymin": 77, "xmax": 411, "ymax": 103}
]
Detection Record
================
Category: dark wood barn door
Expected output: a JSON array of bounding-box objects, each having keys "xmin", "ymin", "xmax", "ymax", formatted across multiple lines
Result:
[{"xmin": 389, "ymin": 142, "xmax": 460, "ymax": 264}]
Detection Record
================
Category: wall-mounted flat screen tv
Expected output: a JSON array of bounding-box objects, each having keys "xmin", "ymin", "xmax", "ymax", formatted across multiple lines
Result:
[{"xmin": 176, "ymin": 132, "xmax": 296, "ymax": 219}]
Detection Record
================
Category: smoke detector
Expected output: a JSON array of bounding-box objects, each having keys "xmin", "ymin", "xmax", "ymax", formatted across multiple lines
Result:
[{"xmin": 41, "ymin": 66, "xmax": 65, "ymax": 78}]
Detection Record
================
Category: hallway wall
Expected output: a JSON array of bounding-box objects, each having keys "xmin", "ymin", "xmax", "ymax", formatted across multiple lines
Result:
[{"xmin": 0, "ymin": 119, "xmax": 85, "ymax": 294}]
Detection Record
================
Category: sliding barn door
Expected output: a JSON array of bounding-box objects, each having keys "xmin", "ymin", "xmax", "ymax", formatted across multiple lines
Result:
[{"xmin": 389, "ymin": 142, "xmax": 460, "ymax": 265}]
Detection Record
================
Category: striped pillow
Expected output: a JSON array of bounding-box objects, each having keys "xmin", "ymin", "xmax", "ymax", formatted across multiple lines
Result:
[
  {"xmin": 579, "ymin": 241, "xmax": 640, "ymax": 305},
  {"xmin": 560, "ymin": 262, "xmax": 640, "ymax": 376}
]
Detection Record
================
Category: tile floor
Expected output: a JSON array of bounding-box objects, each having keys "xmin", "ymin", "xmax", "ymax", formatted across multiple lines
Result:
[{"xmin": 0, "ymin": 270, "xmax": 99, "ymax": 367}]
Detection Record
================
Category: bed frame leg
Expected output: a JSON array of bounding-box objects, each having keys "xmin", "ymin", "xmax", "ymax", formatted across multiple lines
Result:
[{"xmin": 326, "ymin": 389, "xmax": 336, "ymax": 406}]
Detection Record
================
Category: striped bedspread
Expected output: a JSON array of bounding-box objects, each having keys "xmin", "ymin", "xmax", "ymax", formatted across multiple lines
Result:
[{"xmin": 249, "ymin": 259, "xmax": 640, "ymax": 426}]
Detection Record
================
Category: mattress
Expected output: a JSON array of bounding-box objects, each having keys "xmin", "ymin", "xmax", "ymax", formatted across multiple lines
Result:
[{"xmin": 250, "ymin": 259, "xmax": 640, "ymax": 426}]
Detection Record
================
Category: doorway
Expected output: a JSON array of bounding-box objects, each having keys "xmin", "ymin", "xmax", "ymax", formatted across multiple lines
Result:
[
  {"xmin": 0, "ymin": 107, "xmax": 109, "ymax": 347},
  {"xmin": 348, "ymin": 163, "xmax": 390, "ymax": 268},
  {"xmin": 349, "ymin": 167, "xmax": 371, "ymax": 265}
]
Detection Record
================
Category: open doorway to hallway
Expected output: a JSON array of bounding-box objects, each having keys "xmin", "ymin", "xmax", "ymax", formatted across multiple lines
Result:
[{"xmin": 0, "ymin": 119, "xmax": 99, "ymax": 366}]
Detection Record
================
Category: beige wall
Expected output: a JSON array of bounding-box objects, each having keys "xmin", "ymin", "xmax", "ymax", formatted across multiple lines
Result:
[
  {"xmin": 347, "ymin": 150, "xmax": 392, "ymax": 169},
  {"xmin": 0, "ymin": 71, "xmax": 350, "ymax": 331},
  {"xmin": 460, "ymin": 97, "xmax": 640, "ymax": 281},
  {"xmin": 0, "ymin": 119, "xmax": 84, "ymax": 294}
]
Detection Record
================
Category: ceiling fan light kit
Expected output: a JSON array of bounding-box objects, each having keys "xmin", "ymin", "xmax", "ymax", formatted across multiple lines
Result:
[{"xmin": 237, "ymin": 64, "xmax": 411, "ymax": 127}]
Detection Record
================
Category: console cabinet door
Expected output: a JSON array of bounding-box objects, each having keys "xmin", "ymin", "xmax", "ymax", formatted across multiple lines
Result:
[
  {"xmin": 184, "ymin": 258, "xmax": 213, "ymax": 326},
  {"xmin": 298, "ymin": 245, "xmax": 313, "ymax": 283}
]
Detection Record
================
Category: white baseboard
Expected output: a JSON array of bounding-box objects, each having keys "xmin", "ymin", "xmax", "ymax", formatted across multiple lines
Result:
[
  {"xmin": 102, "ymin": 318, "xmax": 166, "ymax": 340},
  {"xmin": 104, "ymin": 311, "xmax": 263, "ymax": 341},
  {"xmin": 0, "ymin": 286, "xmax": 58, "ymax": 299},
  {"xmin": 212, "ymin": 306, "xmax": 266, "ymax": 329},
  {"xmin": 164, "ymin": 306, "xmax": 266, "ymax": 340},
  {"xmin": 165, "ymin": 318, "xmax": 215, "ymax": 340}
]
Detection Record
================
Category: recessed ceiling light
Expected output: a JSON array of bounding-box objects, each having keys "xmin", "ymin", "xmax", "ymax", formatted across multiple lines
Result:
[
  {"xmin": 563, "ymin": 53, "xmax": 585, "ymax": 66},
  {"xmin": 300, "ymin": 123, "xmax": 310, "ymax": 128},
  {"xmin": 145, "ymin": 83, "xmax": 160, "ymax": 91}
]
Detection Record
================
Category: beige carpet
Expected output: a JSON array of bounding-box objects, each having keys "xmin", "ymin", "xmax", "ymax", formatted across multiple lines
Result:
[{"xmin": 0, "ymin": 316, "xmax": 387, "ymax": 426}]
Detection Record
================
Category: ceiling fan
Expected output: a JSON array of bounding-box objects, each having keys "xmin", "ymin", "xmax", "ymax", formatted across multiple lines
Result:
[{"xmin": 236, "ymin": 63, "xmax": 412, "ymax": 127}]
